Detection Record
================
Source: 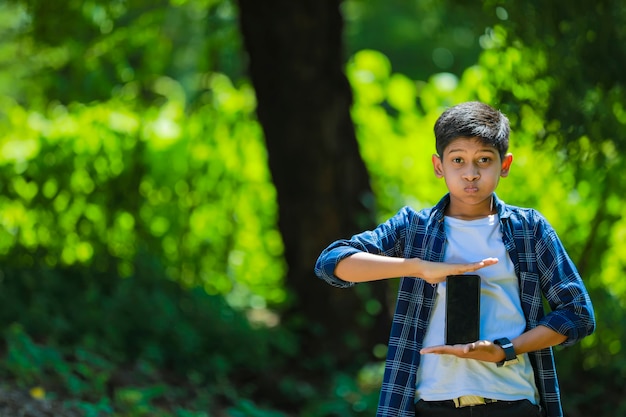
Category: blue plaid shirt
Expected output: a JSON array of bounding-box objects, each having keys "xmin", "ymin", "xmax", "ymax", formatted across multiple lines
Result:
[{"xmin": 315, "ymin": 194, "xmax": 595, "ymax": 417}]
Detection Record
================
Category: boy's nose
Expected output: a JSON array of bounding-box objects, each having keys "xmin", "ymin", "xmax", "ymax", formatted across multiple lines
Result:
[{"xmin": 463, "ymin": 169, "xmax": 480, "ymax": 181}]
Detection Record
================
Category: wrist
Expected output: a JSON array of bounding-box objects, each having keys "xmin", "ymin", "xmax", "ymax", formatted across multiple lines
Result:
[
  {"xmin": 495, "ymin": 345, "xmax": 506, "ymax": 362},
  {"xmin": 411, "ymin": 258, "xmax": 437, "ymax": 283},
  {"xmin": 493, "ymin": 337, "xmax": 519, "ymax": 367},
  {"xmin": 410, "ymin": 258, "xmax": 424, "ymax": 276}
]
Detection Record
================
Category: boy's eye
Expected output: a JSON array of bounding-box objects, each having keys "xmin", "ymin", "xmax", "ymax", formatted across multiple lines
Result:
[
  {"xmin": 452, "ymin": 158, "xmax": 463, "ymax": 164},
  {"xmin": 478, "ymin": 157, "xmax": 491, "ymax": 163}
]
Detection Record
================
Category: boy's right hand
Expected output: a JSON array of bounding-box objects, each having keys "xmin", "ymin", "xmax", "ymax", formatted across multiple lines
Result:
[
  {"xmin": 334, "ymin": 253, "xmax": 498, "ymax": 284},
  {"xmin": 415, "ymin": 257, "xmax": 498, "ymax": 285}
]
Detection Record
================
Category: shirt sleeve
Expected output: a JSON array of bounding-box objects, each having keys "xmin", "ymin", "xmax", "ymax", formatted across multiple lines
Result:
[
  {"xmin": 534, "ymin": 212, "xmax": 596, "ymax": 346},
  {"xmin": 314, "ymin": 206, "xmax": 409, "ymax": 288}
]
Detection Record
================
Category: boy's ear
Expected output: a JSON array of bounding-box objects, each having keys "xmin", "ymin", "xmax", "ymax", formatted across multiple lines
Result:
[
  {"xmin": 500, "ymin": 153, "xmax": 513, "ymax": 177},
  {"xmin": 432, "ymin": 154, "xmax": 444, "ymax": 178}
]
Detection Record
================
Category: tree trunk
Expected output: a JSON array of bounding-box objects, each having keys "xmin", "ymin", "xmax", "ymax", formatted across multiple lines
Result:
[{"xmin": 237, "ymin": 0, "xmax": 390, "ymax": 367}]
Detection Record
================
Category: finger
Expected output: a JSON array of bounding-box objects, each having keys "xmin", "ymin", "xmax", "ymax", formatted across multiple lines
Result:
[
  {"xmin": 420, "ymin": 347, "xmax": 438, "ymax": 354},
  {"xmin": 481, "ymin": 257, "xmax": 499, "ymax": 266},
  {"xmin": 463, "ymin": 342, "xmax": 476, "ymax": 354},
  {"xmin": 466, "ymin": 257, "xmax": 498, "ymax": 271},
  {"xmin": 420, "ymin": 345, "xmax": 447, "ymax": 354}
]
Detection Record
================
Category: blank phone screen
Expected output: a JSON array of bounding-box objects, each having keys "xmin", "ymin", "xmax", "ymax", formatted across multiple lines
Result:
[{"xmin": 445, "ymin": 274, "xmax": 481, "ymax": 345}]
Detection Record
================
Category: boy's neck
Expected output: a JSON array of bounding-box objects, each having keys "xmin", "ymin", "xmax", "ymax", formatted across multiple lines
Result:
[
  {"xmin": 446, "ymin": 211, "xmax": 496, "ymax": 221},
  {"xmin": 445, "ymin": 197, "xmax": 496, "ymax": 220}
]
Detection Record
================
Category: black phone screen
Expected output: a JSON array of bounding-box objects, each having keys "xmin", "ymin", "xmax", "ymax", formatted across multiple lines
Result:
[{"xmin": 445, "ymin": 274, "xmax": 481, "ymax": 345}]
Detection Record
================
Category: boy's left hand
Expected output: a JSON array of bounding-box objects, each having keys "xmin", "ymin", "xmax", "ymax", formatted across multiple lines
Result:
[{"xmin": 420, "ymin": 340, "xmax": 506, "ymax": 363}]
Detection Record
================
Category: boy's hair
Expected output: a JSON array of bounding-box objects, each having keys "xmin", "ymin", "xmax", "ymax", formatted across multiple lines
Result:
[{"xmin": 434, "ymin": 101, "xmax": 510, "ymax": 159}]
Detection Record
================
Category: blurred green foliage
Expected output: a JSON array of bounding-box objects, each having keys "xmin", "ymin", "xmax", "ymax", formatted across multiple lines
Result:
[
  {"xmin": 0, "ymin": 74, "xmax": 285, "ymax": 306},
  {"xmin": 1, "ymin": 0, "xmax": 244, "ymax": 105},
  {"xmin": 1, "ymin": 0, "xmax": 625, "ymax": 415},
  {"xmin": 342, "ymin": 0, "xmax": 495, "ymax": 80}
]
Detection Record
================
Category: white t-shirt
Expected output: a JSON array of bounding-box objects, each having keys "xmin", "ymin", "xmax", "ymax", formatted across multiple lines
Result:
[{"xmin": 415, "ymin": 214, "xmax": 539, "ymax": 403}]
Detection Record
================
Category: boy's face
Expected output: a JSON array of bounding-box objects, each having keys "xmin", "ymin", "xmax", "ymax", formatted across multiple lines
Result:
[{"xmin": 432, "ymin": 137, "xmax": 513, "ymax": 218}]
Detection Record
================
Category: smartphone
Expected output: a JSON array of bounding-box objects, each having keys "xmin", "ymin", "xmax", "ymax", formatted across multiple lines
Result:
[{"xmin": 445, "ymin": 274, "xmax": 481, "ymax": 345}]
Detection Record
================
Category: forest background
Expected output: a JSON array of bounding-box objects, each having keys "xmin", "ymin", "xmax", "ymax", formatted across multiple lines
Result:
[{"xmin": 0, "ymin": 0, "xmax": 625, "ymax": 416}]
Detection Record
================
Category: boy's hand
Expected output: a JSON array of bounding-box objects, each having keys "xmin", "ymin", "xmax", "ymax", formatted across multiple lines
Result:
[
  {"xmin": 420, "ymin": 340, "xmax": 506, "ymax": 363},
  {"xmin": 415, "ymin": 257, "xmax": 498, "ymax": 284}
]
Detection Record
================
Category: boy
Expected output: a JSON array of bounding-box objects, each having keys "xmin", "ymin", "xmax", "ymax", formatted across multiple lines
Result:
[{"xmin": 314, "ymin": 101, "xmax": 595, "ymax": 417}]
